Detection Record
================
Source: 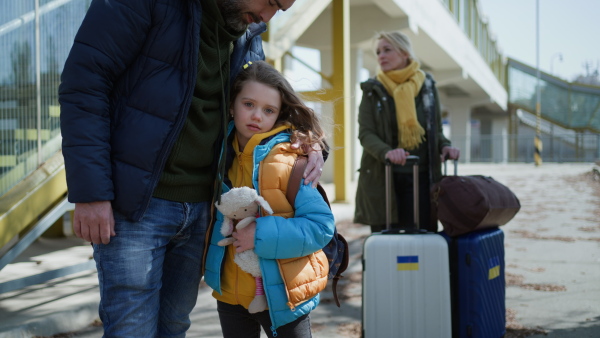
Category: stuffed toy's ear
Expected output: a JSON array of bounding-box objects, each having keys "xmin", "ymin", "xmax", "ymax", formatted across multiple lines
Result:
[{"xmin": 255, "ymin": 196, "xmax": 273, "ymax": 215}]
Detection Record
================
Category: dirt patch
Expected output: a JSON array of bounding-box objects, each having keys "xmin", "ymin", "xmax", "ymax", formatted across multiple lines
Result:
[
  {"xmin": 567, "ymin": 172, "xmax": 600, "ymax": 218},
  {"xmin": 338, "ymin": 271, "xmax": 363, "ymax": 301},
  {"xmin": 507, "ymin": 272, "xmax": 525, "ymax": 286},
  {"xmin": 510, "ymin": 229, "xmax": 600, "ymax": 242},
  {"xmin": 335, "ymin": 220, "xmax": 364, "ymax": 232},
  {"xmin": 33, "ymin": 318, "xmax": 105, "ymax": 337},
  {"xmin": 337, "ymin": 322, "xmax": 361, "ymax": 337},
  {"xmin": 506, "ymin": 272, "xmax": 566, "ymax": 292},
  {"xmin": 511, "ymin": 229, "xmax": 576, "ymax": 242},
  {"xmin": 507, "ymin": 265, "xmax": 546, "ymax": 273},
  {"xmin": 528, "ymin": 267, "xmax": 546, "ymax": 273},
  {"xmin": 311, "ymin": 322, "xmax": 325, "ymax": 332},
  {"xmin": 521, "ymin": 283, "xmax": 566, "ymax": 292},
  {"xmin": 579, "ymin": 226, "xmax": 600, "ymax": 232},
  {"xmin": 321, "ymin": 270, "xmax": 363, "ymax": 305},
  {"xmin": 506, "ymin": 308, "xmax": 549, "ymax": 337}
]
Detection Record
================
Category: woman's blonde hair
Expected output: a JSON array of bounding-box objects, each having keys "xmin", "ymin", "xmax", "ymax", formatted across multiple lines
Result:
[
  {"xmin": 230, "ymin": 61, "xmax": 327, "ymax": 154},
  {"xmin": 376, "ymin": 31, "xmax": 418, "ymax": 63}
]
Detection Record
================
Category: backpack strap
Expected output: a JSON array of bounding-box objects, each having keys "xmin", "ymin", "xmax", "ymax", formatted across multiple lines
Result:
[
  {"xmin": 328, "ymin": 230, "xmax": 348, "ymax": 307},
  {"xmin": 286, "ymin": 155, "xmax": 341, "ymax": 307},
  {"xmin": 286, "ymin": 155, "xmax": 308, "ymax": 208}
]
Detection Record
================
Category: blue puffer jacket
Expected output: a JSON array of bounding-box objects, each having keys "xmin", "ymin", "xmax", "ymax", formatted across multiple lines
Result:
[
  {"xmin": 59, "ymin": 0, "xmax": 266, "ymax": 221},
  {"xmin": 204, "ymin": 127, "xmax": 335, "ymax": 333}
]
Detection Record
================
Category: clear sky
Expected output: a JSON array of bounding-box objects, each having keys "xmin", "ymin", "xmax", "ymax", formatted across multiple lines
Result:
[{"xmin": 478, "ymin": 0, "xmax": 600, "ymax": 82}]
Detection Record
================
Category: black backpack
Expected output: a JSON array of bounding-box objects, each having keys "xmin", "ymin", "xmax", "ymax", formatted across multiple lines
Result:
[{"xmin": 286, "ymin": 156, "xmax": 349, "ymax": 307}]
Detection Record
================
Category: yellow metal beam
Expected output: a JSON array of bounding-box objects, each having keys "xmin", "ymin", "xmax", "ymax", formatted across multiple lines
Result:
[
  {"xmin": 261, "ymin": 22, "xmax": 270, "ymax": 43},
  {"xmin": 14, "ymin": 129, "xmax": 51, "ymax": 141},
  {"xmin": 0, "ymin": 152, "xmax": 67, "ymax": 249},
  {"xmin": 298, "ymin": 89, "xmax": 337, "ymax": 102},
  {"xmin": 0, "ymin": 156, "xmax": 17, "ymax": 167},
  {"xmin": 331, "ymin": 0, "xmax": 351, "ymax": 202},
  {"xmin": 49, "ymin": 105, "xmax": 60, "ymax": 117}
]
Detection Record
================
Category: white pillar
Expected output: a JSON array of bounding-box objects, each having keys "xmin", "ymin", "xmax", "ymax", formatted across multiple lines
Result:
[
  {"xmin": 444, "ymin": 99, "xmax": 472, "ymax": 163},
  {"xmin": 492, "ymin": 118, "xmax": 509, "ymax": 163}
]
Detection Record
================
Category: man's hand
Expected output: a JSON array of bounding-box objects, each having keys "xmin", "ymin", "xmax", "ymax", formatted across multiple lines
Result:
[
  {"xmin": 385, "ymin": 148, "xmax": 410, "ymax": 166},
  {"xmin": 73, "ymin": 201, "xmax": 115, "ymax": 245},
  {"xmin": 441, "ymin": 146, "xmax": 460, "ymax": 162},
  {"xmin": 232, "ymin": 221, "xmax": 256, "ymax": 253},
  {"xmin": 291, "ymin": 142, "xmax": 324, "ymax": 188}
]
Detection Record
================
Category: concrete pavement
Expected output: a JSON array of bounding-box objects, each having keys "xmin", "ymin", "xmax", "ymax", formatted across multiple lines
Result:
[{"xmin": 0, "ymin": 163, "xmax": 598, "ymax": 337}]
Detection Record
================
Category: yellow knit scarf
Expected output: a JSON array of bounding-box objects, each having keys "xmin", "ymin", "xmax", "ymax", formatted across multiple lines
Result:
[{"xmin": 376, "ymin": 61, "xmax": 426, "ymax": 150}]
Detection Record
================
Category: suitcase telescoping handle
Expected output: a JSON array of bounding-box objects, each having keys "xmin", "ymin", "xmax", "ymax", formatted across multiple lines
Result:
[
  {"xmin": 442, "ymin": 157, "xmax": 458, "ymax": 176},
  {"xmin": 385, "ymin": 155, "xmax": 420, "ymax": 231}
]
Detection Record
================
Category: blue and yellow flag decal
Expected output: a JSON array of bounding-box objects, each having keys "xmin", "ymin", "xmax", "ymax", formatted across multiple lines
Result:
[
  {"xmin": 397, "ymin": 256, "xmax": 419, "ymax": 271},
  {"xmin": 488, "ymin": 256, "xmax": 500, "ymax": 280}
]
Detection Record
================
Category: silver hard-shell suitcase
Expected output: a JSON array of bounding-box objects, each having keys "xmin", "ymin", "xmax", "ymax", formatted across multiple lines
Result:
[{"xmin": 362, "ymin": 156, "xmax": 452, "ymax": 338}]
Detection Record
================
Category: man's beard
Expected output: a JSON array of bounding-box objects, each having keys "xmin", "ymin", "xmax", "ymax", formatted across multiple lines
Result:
[{"xmin": 217, "ymin": 0, "xmax": 260, "ymax": 32}]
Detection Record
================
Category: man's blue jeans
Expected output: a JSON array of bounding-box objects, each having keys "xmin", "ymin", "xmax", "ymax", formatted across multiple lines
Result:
[{"xmin": 93, "ymin": 197, "xmax": 210, "ymax": 337}]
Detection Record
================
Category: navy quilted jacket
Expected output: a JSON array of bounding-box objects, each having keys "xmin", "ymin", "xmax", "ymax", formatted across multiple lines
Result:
[{"xmin": 59, "ymin": 0, "xmax": 266, "ymax": 221}]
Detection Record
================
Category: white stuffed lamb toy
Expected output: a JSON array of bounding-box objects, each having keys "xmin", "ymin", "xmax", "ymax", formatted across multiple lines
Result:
[{"xmin": 215, "ymin": 186, "xmax": 274, "ymax": 314}]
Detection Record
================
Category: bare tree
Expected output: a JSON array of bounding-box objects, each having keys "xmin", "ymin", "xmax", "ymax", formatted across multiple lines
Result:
[{"xmin": 573, "ymin": 60, "xmax": 600, "ymax": 86}]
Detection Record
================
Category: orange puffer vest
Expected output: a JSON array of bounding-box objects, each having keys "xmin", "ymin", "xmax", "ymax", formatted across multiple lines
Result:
[{"xmin": 258, "ymin": 143, "xmax": 329, "ymax": 310}]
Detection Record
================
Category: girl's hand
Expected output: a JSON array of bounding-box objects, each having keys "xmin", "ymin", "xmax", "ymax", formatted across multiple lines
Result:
[
  {"xmin": 385, "ymin": 148, "xmax": 410, "ymax": 165},
  {"xmin": 232, "ymin": 221, "xmax": 256, "ymax": 252}
]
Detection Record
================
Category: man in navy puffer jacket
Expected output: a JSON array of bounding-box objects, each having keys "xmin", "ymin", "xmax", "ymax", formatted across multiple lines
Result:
[{"xmin": 59, "ymin": 0, "xmax": 324, "ymax": 336}]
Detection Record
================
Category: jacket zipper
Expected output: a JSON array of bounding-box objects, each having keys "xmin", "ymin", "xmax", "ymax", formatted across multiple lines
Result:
[
  {"xmin": 136, "ymin": 0, "xmax": 201, "ymax": 221},
  {"xmin": 234, "ymin": 255, "xmax": 241, "ymax": 304}
]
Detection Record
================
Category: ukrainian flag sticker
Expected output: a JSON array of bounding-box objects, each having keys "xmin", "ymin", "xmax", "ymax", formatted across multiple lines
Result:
[
  {"xmin": 397, "ymin": 256, "xmax": 419, "ymax": 271},
  {"xmin": 488, "ymin": 256, "xmax": 500, "ymax": 280}
]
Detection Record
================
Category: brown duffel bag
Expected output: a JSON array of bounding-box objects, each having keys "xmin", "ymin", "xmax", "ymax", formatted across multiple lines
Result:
[{"xmin": 431, "ymin": 160, "xmax": 521, "ymax": 237}]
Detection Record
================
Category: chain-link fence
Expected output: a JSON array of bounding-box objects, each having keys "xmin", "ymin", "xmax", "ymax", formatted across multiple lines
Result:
[
  {"xmin": 452, "ymin": 132, "xmax": 600, "ymax": 163},
  {"xmin": 508, "ymin": 58, "xmax": 600, "ymax": 133},
  {"xmin": 0, "ymin": 0, "xmax": 90, "ymax": 195}
]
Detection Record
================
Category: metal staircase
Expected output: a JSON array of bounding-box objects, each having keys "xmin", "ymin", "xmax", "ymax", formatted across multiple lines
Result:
[{"xmin": 263, "ymin": 0, "xmax": 330, "ymax": 60}]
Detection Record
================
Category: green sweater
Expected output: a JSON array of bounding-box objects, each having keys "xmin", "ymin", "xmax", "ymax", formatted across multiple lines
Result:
[{"xmin": 153, "ymin": 0, "xmax": 243, "ymax": 202}]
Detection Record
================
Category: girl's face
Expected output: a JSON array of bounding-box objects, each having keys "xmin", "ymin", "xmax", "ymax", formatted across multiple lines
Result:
[
  {"xmin": 232, "ymin": 80, "xmax": 282, "ymax": 150},
  {"xmin": 376, "ymin": 38, "xmax": 409, "ymax": 72}
]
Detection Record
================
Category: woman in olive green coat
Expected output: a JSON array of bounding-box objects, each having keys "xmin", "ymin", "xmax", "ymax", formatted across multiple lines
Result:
[{"xmin": 354, "ymin": 31, "xmax": 460, "ymax": 233}]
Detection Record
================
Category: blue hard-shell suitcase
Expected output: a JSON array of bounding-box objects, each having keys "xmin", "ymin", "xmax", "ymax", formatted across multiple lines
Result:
[{"xmin": 441, "ymin": 228, "xmax": 506, "ymax": 338}]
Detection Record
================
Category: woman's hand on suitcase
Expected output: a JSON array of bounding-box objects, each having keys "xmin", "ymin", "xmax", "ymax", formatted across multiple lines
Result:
[
  {"xmin": 441, "ymin": 146, "xmax": 460, "ymax": 161},
  {"xmin": 385, "ymin": 148, "xmax": 410, "ymax": 165}
]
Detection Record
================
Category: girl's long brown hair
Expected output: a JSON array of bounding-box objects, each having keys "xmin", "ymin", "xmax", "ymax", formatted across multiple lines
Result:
[{"xmin": 230, "ymin": 61, "xmax": 327, "ymax": 154}]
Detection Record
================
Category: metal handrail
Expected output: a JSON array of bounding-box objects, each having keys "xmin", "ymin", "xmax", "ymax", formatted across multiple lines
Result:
[{"xmin": 0, "ymin": 197, "xmax": 96, "ymax": 295}]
